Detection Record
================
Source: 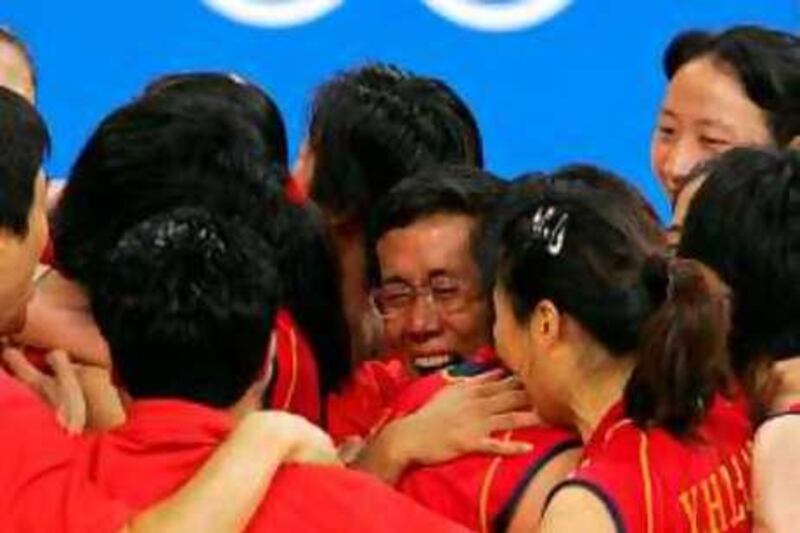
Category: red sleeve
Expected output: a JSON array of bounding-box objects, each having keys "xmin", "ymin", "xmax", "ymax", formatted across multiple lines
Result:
[
  {"xmin": 0, "ymin": 371, "xmax": 132, "ymax": 533},
  {"xmin": 325, "ymin": 359, "xmax": 411, "ymax": 444},
  {"xmin": 266, "ymin": 310, "xmax": 321, "ymax": 424}
]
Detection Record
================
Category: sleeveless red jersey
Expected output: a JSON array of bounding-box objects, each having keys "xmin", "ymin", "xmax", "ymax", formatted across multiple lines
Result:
[{"xmin": 547, "ymin": 394, "xmax": 753, "ymax": 533}]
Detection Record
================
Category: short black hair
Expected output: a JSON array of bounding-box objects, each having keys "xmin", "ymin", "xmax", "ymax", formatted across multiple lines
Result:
[
  {"xmin": 308, "ymin": 63, "xmax": 484, "ymax": 221},
  {"xmin": 143, "ymin": 72, "xmax": 288, "ymax": 168},
  {"xmin": 664, "ymin": 25, "xmax": 800, "ymax": 145},
  {"xmin": 679, "ymin": 147, "xmax": 800, "ymax": 377},
  {"xmin": 0, "ymin": 86, "xmax": 48, "ymax": 236},
  {"xmin": 365, "ymin": 164, "xmax": 503, "ymax": 289},
  {"xmin": 53, "ymin": 95, "xmax": 279, "ymax": 285},
  {"xmin": 91, "ymin": 207, "xmax": 280, "ymax": 408},
  {"xmin": 0, "ymin": 27, "xmax": 36, "ymax": 93},
  {"xmin": 53, "ymin": 95, "xmax": 352, "ymax": 395}
]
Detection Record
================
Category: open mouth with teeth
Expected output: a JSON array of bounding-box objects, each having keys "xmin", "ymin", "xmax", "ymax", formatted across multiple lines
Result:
[{"xmin": 411, "ymin": 353, "xmax": 463, "ymax": 375}]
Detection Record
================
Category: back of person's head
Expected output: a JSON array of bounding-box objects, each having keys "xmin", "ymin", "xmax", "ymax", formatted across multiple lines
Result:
[
  {"xmin": 496, "ymin": 165, "xmax": 732, "ymax": 436},
  {"xmin": 366, "ymin": 164, "xmax": 503, "ymax": 289},
  {"xmin": 54, "ymin": 92, "xmax": 352, "ymax": 395},
  {"xmin": 525, "ymin": 164, "xmax": 665, "ymax": 247},
  {"xmin": 0, "ymin": 86, "xmax": 48, "ymax": 236},
  {"xmin": 664, "ymin": 25, "xmax": 800, "ymax": 146},
  {"xmin": 53, "ymin": 95, "xmax": 278, "ymax": 286},
  {"xmin": 0, "ymin": 27, "xmax": 36, "ymax": 101},
  {"xmin": 308, "ymin": 63, "xmax": 484, "ymax": 222},
  {"xmin": 91, "ymin": 206, "xmax": 280, "ymax": 408},
  {"xmin": 142, "ymin": 71, "xmax": 288, "ymax": 168},
  {"xmin": 679, "ymin": 147, "xmax": 800, "ymax": 387}
]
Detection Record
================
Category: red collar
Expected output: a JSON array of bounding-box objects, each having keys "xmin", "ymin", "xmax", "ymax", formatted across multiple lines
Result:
[
  {"xmin": 583, "ymin": 400, "xmax": 628, "ymax": 454},
  {"xmin": 118, "ymin": 399, "xmax": 234, "ymax": 447}
]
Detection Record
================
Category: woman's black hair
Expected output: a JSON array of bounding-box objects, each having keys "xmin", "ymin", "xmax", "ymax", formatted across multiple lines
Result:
[
  {"xmin": 143, "ymin": 71, "xmax": 288, "ymax": 168},
  {"xmin": 53, "ymin": 95, "xmax": 351, "ymax": 395},
  {"xmin": 308, "ymin": 63, "xmax": 484, "ymax": 222},
  {"xmin": 496, "ymin": 165, "xmax": 732, "ymax": 437},
  {"xmin": 679, "ymin": 147, "xmax": 800, "ymax": 395},
  {"xmin": 664, "ymin": 25, "xmax": 800, "ymax": 146}
]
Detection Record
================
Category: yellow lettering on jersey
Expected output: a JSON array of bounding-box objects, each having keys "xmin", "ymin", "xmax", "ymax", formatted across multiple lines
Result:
[{"xmin": 679, "ymin": 485, "xmax": 701, "ymax": 533}]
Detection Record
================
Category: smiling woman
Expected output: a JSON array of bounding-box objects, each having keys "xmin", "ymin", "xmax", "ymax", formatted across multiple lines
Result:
[{"xmin": 651, "ymin": 25, "xmax": 800, "ymax": 204}]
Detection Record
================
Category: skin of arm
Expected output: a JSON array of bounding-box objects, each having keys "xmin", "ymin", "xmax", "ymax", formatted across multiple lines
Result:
[
  {"xmin": 538, "ymin": 486, "xmax": 617, "ymax": 533},
  {"xmin": 507, "ymin": 447, "xmax": 582, "ymax": 532},
  {"xmin": 123, "ymin": 410, "xmax": 340, "ymax": 533},
  {"xmin": 753, "ymin": 416, "xmax": 800, "ymax": 533}
]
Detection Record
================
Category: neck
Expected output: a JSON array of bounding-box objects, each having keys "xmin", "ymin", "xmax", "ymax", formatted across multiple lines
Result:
[
  {"xmin": 227, "ymin": 381, "xmax": 266, "ymax": 422},
  {"xmin": 570, "ymin": 351, "xmax": 635, "ymax": 442}
]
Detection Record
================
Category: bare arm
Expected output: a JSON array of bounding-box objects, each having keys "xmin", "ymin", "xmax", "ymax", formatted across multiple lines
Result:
[
  {"xmin": 124, "ymin": 410, "xmax": 339, "ymax": 533},
  {"xmin": 753, "ymin": 416, "xmax": 800, "ymax": 533},
  {"xmin": 507, "ymin": 448, "xmax": 582, "ymax": 532},
  {"xmin": 538, "ymin": 486, "xmax": 617, "ymax": 533}
]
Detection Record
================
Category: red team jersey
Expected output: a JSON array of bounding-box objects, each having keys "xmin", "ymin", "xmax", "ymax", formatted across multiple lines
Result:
[
  {"xmin": 267, "ymin": 309, "xmax": 321, "ymax": 423},
  {"xmin": 327, "ymin": 351, "xmax": 581, "ymax": 532},
  {"xmin": 0, "ymin": 370, "xmax": 131, "ymax": 533},
  {"xmin": 547, "ymin": 394, "xmax": 753, "ymax": 533},
  {"xmin": 77, "ymin": 399, "xmax": 467, "ymax": 533}
]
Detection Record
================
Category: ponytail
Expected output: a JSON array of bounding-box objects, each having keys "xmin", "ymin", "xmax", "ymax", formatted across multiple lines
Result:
[{"xmin": 624, "ymin": 257, "xmax": 733, "ymax": 437}]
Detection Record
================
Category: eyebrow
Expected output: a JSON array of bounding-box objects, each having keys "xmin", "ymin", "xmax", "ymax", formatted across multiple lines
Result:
[
  {"xmin": 661, "ymin": 109, "xmax": 737, "ymax": 135},
  {"xmin": 380, "ymin": 275, "xmax": 411, "ymax": 286}
]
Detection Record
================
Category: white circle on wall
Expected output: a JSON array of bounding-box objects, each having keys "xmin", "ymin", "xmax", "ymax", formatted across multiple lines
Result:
[
  {"xmin": 203, "ymin": 0, "xmax": 343, "ymax": 28},
  {"xmin": 421, "ymin": 0, "xmax": 572, "ymax": 32}
]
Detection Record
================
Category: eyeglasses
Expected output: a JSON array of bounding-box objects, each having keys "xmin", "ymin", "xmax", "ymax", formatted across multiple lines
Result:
[{"xmin": 370, "ymin": 274, "xmax": 476, "ymax": 318}]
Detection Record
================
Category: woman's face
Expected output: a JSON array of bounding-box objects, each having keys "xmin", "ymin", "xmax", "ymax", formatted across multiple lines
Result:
[
  {"xmin": 651, "ymin": 56, "xmax": 773, "ymax": 203},
  {"xmin": 493, "ymin": 287, "xmax": 567, "ymax": 425}
]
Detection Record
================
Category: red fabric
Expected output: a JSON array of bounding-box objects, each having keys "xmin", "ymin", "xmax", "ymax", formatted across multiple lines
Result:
[
  {"xmin": 266, "ymin": 310, "xmax": 321, "ymax": 423},
  {"xmin": 284, "ymin": 177, "xmax": 308, "ymax": 205},
  {"xmin": 562, "ymin": 394, "xmax": 753, "ymax": 533},
  {"xmin": 782, "ymin": 402, "xmax": 800, "ymax": 415},
  {"xmin": 40, "ymin": 236, "xmax": 55, "ymax": 266},
  {"xmin": 388, "ymin": 358, "xmax": 580, "ymax": 533},
  {"xmin": 326, "ymin": 351, "xmax": 580, "ymax": 532},
  {"xmin": 78, "ymin": 399, "xmax": 467, "ymax": 533},
  {"xmin": 0, "ymin": 370, "xmax": 131, "ymax": 533},
  {"xmin": 325, "ymin": 357, "xmax": 413, "ymax": 443}
]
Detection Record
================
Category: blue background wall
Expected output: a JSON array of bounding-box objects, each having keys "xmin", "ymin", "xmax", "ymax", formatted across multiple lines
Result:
[{"xmin": 2, "ymin": 1, "xmax": 798, "ymax": 216}]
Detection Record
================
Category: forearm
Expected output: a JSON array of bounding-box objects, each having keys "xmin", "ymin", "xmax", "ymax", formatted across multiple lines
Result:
[
  {"xmin": 352, "ymin": 418, "xmax": 416, "ymax": 485},
  {"xmin": 124, "ymin": 413, "xmax": 285, "ymax": 533}
]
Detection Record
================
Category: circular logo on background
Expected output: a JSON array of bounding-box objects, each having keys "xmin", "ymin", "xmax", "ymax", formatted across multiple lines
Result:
[
  {"xmin": 203, "ymin": 0, "xmax": 343, "ymax": 28},
  {"xmin": 421, "ymin": 0, "xmax": 571, "ymax": 32}
]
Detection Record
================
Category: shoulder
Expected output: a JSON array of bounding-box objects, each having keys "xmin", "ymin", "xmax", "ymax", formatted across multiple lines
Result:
[{"xmin": 538, "ymin": 482, "xmax": 621, "ymax": 533}]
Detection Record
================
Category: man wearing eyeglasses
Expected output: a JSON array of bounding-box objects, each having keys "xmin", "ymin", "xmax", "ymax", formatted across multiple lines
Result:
[{"xmin": 326, "ymin": 165, "xmax": 580, "ymax": 531}]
